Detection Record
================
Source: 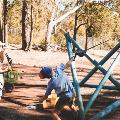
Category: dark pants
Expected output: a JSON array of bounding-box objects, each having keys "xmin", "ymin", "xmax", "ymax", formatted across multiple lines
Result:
[{"xmin": 55, "ymin": 97, "xmax": 74, "ymax": 111}]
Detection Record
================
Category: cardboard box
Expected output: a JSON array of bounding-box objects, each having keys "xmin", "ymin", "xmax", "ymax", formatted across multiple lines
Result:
[{"xmin": 40, "ymin": 92, "xmax": 58, "ymax": 109}]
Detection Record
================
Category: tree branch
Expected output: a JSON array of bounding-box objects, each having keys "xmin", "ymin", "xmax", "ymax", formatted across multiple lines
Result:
[
  {"xmin": 54, "ymin": 5, "xmax": 82, "ymax": 25},
  {"xmin": 76, "ymin": 22, "xmax": 87, "ymax": 31}
]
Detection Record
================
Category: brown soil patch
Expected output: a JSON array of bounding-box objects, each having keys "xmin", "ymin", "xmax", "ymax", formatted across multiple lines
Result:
[{"xmin": 0, "ymin": 46, "xmax": 120, "ymax": 120}]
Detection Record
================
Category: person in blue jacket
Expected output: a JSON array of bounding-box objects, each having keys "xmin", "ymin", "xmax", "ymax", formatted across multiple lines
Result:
[{"xmin": 39, "ymin": 57, "xmax": 76, "ymax": 120}]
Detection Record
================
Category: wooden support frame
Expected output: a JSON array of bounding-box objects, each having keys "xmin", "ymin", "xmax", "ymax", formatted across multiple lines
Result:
[
  {"xmin": 65, "ymin": 32, "xmax": 120, "ymax": 120},
  {"xmin": 65, "ymin": 34, "xmax": 85, "ymax": 120}
]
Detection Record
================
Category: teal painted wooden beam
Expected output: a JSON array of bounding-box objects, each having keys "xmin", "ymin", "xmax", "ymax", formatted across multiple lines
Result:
[
  {"xmin": 81, "ymin": 84, "xmax": 119, "ymax": 90},
  {"xmin": 65, "ymin": 32, "xmax": 120, "ymax": 66},
  {"xmin": 89, "ymin": 99, "xmax": 120, "ymax": 120},
  {"xmin": 98, "ymin": 66, "xmax": 120, "ymax": 90},
  {"xmin": 64, "ymin": 33, "xmax": 120, "ymax": 89},
  {"xmin": 85, "ymin": 53, "xmax": 120, "ymax": 113},
  {"xmin": 65, "ymin": 35, "xmax": 85, "ymax": 120}
]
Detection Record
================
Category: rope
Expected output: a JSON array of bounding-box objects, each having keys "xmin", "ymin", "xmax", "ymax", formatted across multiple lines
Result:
[
  {"xmin": 73, "ymin": 39, "xmax": 111, "ymax": 58},
  {"xmin": 60, "ymin": 28, "xmax": 112, "ymax": 58},
  {"xmin": 87, "ymin": 39, "xmax": 111, "ymax": 51}
]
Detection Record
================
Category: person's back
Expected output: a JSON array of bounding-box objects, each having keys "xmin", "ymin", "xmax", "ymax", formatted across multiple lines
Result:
[
  {"xmin": 50, "ymin": 63, "xmax": 75, "ymax": 98},
  {"xmin": 43, "ymin": 63, "xmax": 75, "ymax": 98}
]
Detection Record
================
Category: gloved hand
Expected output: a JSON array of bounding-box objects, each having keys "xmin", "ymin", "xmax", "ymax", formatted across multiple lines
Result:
[
  {"xmin": 74, "ymin": 49, "xmax": 86, "ymax": 59},
  {"xmin": 76, "ymin": 49, "xmax": 86, "ymax": 57}
]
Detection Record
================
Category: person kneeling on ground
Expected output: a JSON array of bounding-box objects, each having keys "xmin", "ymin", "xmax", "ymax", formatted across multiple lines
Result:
[{"xmin": 39, "ymin": 57, "xmax": 76, "ymax": 120}]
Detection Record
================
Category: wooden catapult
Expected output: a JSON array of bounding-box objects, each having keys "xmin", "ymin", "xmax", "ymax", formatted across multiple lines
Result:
[{"xmin": 65, "ymin": 32, "xmax": 120, "ymax": 120}]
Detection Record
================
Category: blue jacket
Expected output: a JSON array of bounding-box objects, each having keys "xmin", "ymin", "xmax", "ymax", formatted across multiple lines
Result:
[{"xmin": 45, "ymin": 63, "xmax": 75, "ymax": 98}]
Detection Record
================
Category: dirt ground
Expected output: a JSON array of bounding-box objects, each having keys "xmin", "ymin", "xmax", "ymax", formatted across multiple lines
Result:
[{"xmin": 0, "ymin": 45, "xmax": 120, "ymax": 120}]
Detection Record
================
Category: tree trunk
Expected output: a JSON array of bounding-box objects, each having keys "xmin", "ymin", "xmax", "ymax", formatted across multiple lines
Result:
[
  {"xmin": 73, "ymin": 10, "xmax": 78, "ymax": 52},
  {"xmin": 45, "ymin": 7, "xmax": 56, "ymax": 51},
  {"xmin": 27, "ymin": 3, "xmax": 33, "ymax": 50},
  {"xmin": 3, "ymin": 0, "xmax": 8, "ymax": 44},
  {"xmin": 44, "ymin": 21, "xmax": 49, "ymax": 51},
  {"xmin": 22, "ymin": 0, "xmax": 27, "ymax": 50},
  {"xmin": 85, "ymin": 28, "xmax": 88, "ymax": 50},
  {"xmin": 0, "ymin": 1, "xmax": 3, "ymax": 42}
]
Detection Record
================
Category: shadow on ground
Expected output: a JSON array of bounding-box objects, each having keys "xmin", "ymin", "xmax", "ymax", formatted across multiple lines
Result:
[{"xmin": 0, "ymin": 64, "xmax": 120, "ymax": 120}]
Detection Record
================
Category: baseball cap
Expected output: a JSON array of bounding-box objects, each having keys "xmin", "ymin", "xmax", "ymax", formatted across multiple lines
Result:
[{"xmin": 41, "ymin": 66, "xmax": 52, "ymax": 78}]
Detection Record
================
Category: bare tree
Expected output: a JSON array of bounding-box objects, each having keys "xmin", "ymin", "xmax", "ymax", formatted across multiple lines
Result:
[
  {"xmin": 22, "ymin": 0, "xmax": 33, "ymax": 51},
  {"xmin": 21, "ymin": 0, "xmax": 27, "ymax": 50},
  {"xmin": 27, "ymin": 0, "xmax": 33, "ymax": 50},
  {"xmin": 0, "ymin": 1, "xmax": 3, "ymax": 42},
  {"xmin": 3, "ymin": 0, "xmax": 8, "ymax": 44}
]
